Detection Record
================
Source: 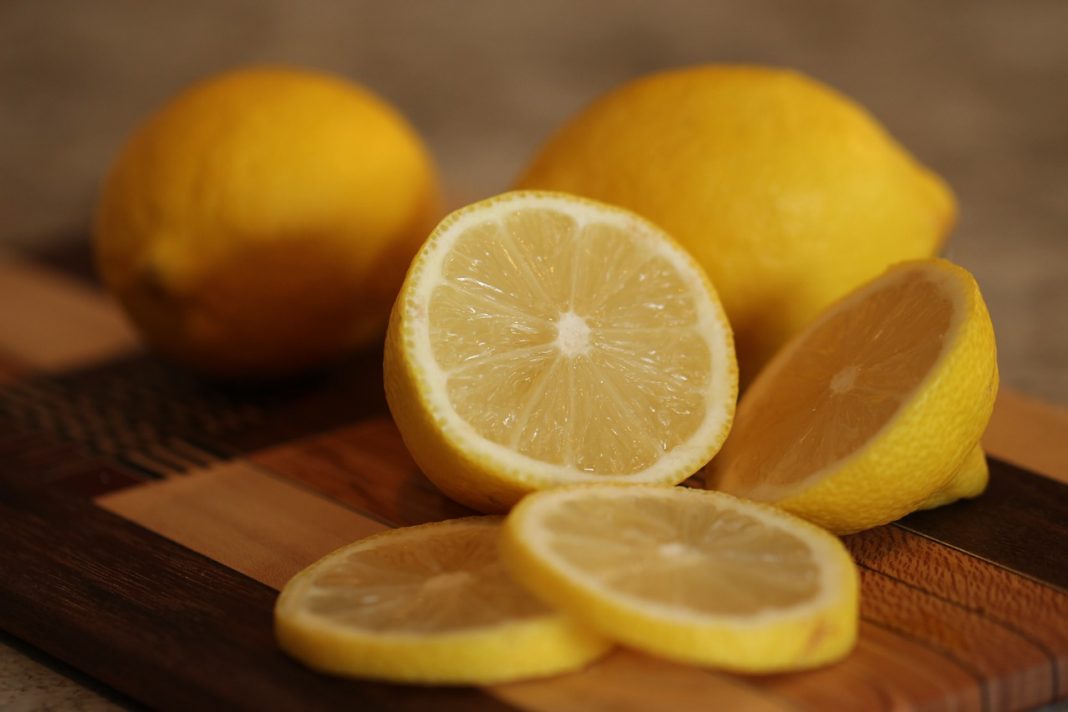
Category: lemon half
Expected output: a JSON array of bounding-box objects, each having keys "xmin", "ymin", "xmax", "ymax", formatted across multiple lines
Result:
[
  {"xmin": 707, "ymin": 258, "xmax": 998, "ymax": 533},
  {"xmin": 384, "ymin": 191, "xmax": 737, "ymax": 512}
]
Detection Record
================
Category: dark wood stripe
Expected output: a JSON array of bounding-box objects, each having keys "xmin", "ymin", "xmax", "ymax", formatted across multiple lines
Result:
[
  {"xmin": 22, "ymin": 235, "xmax": 102, "ymax": 287},
  {"xmin": 0, "ymin": 478, "xmax": 517, "ymax": 712},
  {"xmin": 898, "ymin": 458, "xmax": 1068, "ymax": 592},
  {"xmin": 0, "ymin": 348, "xmax": 388, "ymax": 480},
  {"xmin": 845, "ymin": 525, "xmax": 1068, "ymax": 698}
]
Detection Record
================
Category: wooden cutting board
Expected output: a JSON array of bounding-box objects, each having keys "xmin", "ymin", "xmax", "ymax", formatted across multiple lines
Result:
[{"xmin": 1, "ymin": 247, "xmax": 1066, "ymax": 711}]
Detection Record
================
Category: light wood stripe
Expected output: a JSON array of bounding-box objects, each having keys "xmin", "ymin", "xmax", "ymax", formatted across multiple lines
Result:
[
  {"xmin": 984, "ymin": 389, "xmax": 1068, "ymax": 485},
  {"xmin": 494, "ymin": 650, "xmax": 794, "ymax": 712},
  {"xmin": 0, "ymin": 252, "xmax": 138, "ymax": 372},
  {"xmin": 96, "ymin": 461, "xmax": 386, "ymax": 589}
]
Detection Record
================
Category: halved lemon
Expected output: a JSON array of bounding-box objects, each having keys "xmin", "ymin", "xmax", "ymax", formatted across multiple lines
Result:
[
  {"xmin": 384, "ymin": 191, "xmax": 737, "ymax": 512},
  {"xmin": 274, "ymin": 516, "xmax": 610, "ymax": 684},
  {"xmin": 706, "ymin": 258, "xmax": 998, "ymax": 533},
  {"xmin": 501, "ymin": 485, "xmax": 859, "ymax": 672}
]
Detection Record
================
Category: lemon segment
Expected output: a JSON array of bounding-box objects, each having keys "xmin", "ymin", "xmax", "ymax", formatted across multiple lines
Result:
[
  {"xmin": 385, "ymin": 191, "xmax": 737, "ymax": 512},
  {"xmin": 518, "ymin": 65, "xmax": 956, "ymax": 380},
  {"xmin": 707, "ymin": 259, "xmax": 998, "ymax": 533},
  {"xmin": 275, "ymin": 517, "xmax": 610, "ymax": 685},
  {"xmin": 500, "ymin": 485, "xmax": 859, "ymax": 672}
]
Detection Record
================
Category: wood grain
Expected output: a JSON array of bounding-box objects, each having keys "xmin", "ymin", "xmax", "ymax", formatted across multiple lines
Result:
[
  {"xmin": 899, "ymin": 459, "xmax": 1068, "ymax": 592},
  {"xmin": 0, "ymin": 479, "xmax": 516, "ymax": 712},
  {"xmin": 856, "ymin": 565, "xmax": 1051, "ymax": 710},
  {"xmin": 847, "ymin": 526, "xmax": 1068, "ymax": 697},
  {"xmin": 759, "ymin": 622, "xmax": 983, "ymax": 712},
  {"xmin": 0, "ymin": 253, "xmax": 138, "ymax": 371},
  {"xmin": 97, "ymin": 461, "xmax": 388, "ymax": 590},
  {"xmin": 984, "ymin": 389, "xmax": 1068, "ymax": 485},
  {"xmin": 250, "ymin": 416, "xmax": 476, "ymax": 526},
  {"xmin": 495, "ymin": 650, "xmax": 794, "ymax": 712}
]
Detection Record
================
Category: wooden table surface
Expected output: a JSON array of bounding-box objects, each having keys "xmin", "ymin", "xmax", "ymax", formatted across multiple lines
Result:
[{"xmin": 1, "ymin": 1, "xmax": 1066, "ymax": 709}]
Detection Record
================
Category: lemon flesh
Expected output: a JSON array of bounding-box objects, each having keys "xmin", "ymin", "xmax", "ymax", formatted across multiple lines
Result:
[
  {"xmin": 275, "ymin": 517, "xmax": 610, "ymax": 684},
  {"xmin": 501, "ymin": 485, "xmax": 859, "ymax": 672},
  {"xmin": 708, "ymin": 258, "xmax": 998, "ymax": 533},
  {"xmin": 518, "ymin": 65, "xmax": 956, "ymax": 381},
  {"xmin": 385, "ymin": 191, "xmax": 737, "ymax": 512}
]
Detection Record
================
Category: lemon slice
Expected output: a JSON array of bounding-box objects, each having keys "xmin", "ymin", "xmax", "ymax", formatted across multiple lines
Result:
[
  {"xmin": 384, "ymin": 191, "xmax": 737, "ymax": 512},
  {"xmin": 707, "ymin": 258, "xmax": 998, "ymax": 533},
  {"xmin": 274, "ymin": 516, "xmax": 610, "ymax": 685},
  {"xmin": 500, "ymin": 485, "xmax": 859, "ymax": 672}
]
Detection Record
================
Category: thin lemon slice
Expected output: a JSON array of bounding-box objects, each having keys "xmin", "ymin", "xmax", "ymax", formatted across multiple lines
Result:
[
  {"xmin": 385, "ymin": 191, "xmax": 737, "ymax": 512},
  {"xmin": 275, "ymin": 517, "xmax": 610, "ymax": 684},
  {"xmin": 706, "ymin": 258, "xmax": 998, "ymax": 534},
  {"xmin": 501, "ymin": 485, "xmax": 859, "ymax": 672}
]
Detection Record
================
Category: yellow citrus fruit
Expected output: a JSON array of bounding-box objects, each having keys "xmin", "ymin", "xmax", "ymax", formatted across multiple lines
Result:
[
  {"xmin": 706, "ymin": 259, "xmax": 998, "ymax": 534},
  {"xmin": 95, "ymin": 66, "xmax": 440, "ymax": 378},
  {"xmin": 500, "ymin": 485, "xmax": 859, "ymax": 672},
  {"xmin": 275, "ymin": 516, "xmax": 609, "ymax": 684},
  {"xmin": 518, "ymin": 65, "xmax": 956, "ymax": 381},
  {"xmin": 384, "ymin": 191, "xmax": 737, "ymax": 513}
]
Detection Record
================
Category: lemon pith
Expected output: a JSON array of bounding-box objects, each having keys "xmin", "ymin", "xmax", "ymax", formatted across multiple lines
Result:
[
  {"xmin": 274, "ymin": 516, "xmax": 610, "ymax": 684},
  {"xmin": 385, "ymin": 191, "xmax": 737, "ymax": 512},
  {"xmin": 501, "ymin": 485, "xmax": 859, "ymax": 672},
  {"xmin": 707, "ymin": 258, "xmax": 998, "ymax": 534}
]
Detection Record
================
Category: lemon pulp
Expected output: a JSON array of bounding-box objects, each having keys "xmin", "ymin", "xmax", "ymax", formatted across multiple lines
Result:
[{"xmin": 386, "ymin": 191, "xmax": 737, "ymax": 511}]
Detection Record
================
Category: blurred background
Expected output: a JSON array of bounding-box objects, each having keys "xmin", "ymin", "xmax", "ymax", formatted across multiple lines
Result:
[
  {"xmin": 0, "ymin": 0, "xmax": 1065, "ymax": 705},
  {"xmin": 3, "ymin": 1, "xmax": 1067, "ymax": 399}
]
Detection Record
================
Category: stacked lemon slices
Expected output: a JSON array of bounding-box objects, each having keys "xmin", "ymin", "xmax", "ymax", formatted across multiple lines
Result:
[{"xmin": 276, "ymin": 487, "xmax": 858, "ymax": 683}]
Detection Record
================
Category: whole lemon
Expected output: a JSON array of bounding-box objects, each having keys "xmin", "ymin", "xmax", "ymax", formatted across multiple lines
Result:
[
  {"xmin": 95, "ymin": 67, "xmax": 440, "ymax": 378},
  {"xmin": 518, "ymin": 65, "xmax": 956, "ymax": 381}
]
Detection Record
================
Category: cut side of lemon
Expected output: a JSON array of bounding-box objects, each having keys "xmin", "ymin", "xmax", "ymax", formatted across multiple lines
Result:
[
  {"xmin": 275, "ymin": 516, "xmax": 610, "ymax": 685},
  {"xmin": 707, "ymin": 258, "xmax": 998, "ymax": 534},
  {"xmin": 501, "ymin": 485, "xmax": 859, "ymax": 672},
  {"xmin": 385, "ymin": 190, "xmax": 737, "ymax": 512}
]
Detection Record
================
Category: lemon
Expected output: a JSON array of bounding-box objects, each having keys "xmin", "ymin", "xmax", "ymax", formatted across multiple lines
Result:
[
  {"xmin": 274, "ymin": 516, "xmax": 610, "ymax": 684},
  {"xmin": 706, "ymin": 259, "xmax": 998, "ymax": 534},
  {"xmin": 518, "ymin": 65, "xmax": 956, "ymax": 381},
  {"xmin": 95, "ymin": 66, "xmax": 440, "ymax": 378},
  {"xmin": 384, "ymin": 191, "xmax": 737, "ymax": 513},
  {"xmin": 500, "ymin": 485, "xmax": 859, "ymax": 672}
]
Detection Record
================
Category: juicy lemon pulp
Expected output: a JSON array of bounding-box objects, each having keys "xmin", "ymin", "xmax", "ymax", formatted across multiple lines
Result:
[
  {"xmin": 501, "ymin": 485, "xmax": 859, "ymax": 671},
  {"xmin": 707, "ymin": 258, "xmax": 998, "ymax": 533},
  {"xmin": 386, "ymin": 191, "xmax": 737, "ymax": 511},
  {"xmin": 300, "ymin": 521, "xmax": 544, "ymax": 633},
  {"xmin": 537, "ymin": 494, "xmax": 821, "ymax": 615},
  {"xmin": 431, "ymin": 209, "xmax": 712, "ymax": 474},
  {"xmin": 275, "ymin": 517, "xmax": 610, "ymax": 684},
  {"xmin": 718, "ymin": 269, "xmax": 955, "ymax": 499}
]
